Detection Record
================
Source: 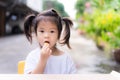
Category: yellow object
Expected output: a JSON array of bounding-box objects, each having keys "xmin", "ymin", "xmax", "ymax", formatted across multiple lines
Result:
[{"xmin": 18, "ymin": 61, "xmax": 25, "ymax": 74}]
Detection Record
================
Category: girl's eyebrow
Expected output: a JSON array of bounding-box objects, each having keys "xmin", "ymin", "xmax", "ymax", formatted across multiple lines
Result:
[
  {"xmin": 50, "ymin": 28, "xmax": 57, "ymax": 30},
  {"xmin": 38, "ymin": 27, "xmax": 44, "ymax": 30},
  {"xmin": 38, "ymin": 28, "xmax": 56, "ymax": 29}
]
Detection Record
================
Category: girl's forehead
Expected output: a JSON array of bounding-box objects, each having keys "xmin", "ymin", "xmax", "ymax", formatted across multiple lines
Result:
[{"xmin": 38, "ymin": 20, "xmax": 57, "ymax": 29}]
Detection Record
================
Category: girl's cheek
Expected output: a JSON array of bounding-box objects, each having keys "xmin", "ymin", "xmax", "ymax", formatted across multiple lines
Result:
[{"xmin": 39, "ymin": 44, "xmax": 42, "ymax": 48}]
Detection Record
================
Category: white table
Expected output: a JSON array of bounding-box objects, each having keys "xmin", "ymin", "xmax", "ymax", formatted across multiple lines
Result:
[{"xmin": 0, "ymin": 74, "xmax": 119, "ymax": 80}]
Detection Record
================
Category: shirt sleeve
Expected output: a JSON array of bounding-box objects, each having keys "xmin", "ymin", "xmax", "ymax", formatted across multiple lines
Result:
[
  {"xmin": 69, "ymin": 60, "xmax": 77, "ymax": 74},
  {"xmin": 24, "ymin": 52, "xmax": 37, "ymax": 74},
  {"xmin": 67, "ymin": 54, "xmax": 77, "ymax": 74}
]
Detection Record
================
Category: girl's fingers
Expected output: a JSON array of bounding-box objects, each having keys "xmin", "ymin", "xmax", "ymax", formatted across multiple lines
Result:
[
  {"xmin": 46, "ymin": 47, "xmax": 52, "ymax": 55},
  {"xmin": 41, "ymin": 42, "xmax": 51, "ymax": 57},
  {"xmin": 42, "ymin": 43, "xmax": 49, "ymax": 50}
]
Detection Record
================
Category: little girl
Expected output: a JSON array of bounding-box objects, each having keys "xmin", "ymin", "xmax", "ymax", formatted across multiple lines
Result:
[{"xmin": 24, "ymin": 9, "xmax": 76, "ymax": 74}]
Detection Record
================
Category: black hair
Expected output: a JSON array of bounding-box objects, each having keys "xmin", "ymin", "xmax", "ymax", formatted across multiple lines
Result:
[{"xmin": 24, "ymin": 8, "xmax": 73, "ymax": 49}]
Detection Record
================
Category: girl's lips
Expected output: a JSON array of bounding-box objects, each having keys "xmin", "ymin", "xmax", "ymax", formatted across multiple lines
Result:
[{"xmin": 44, "ymin": 41, "xmax": 50, "ymax": 44}]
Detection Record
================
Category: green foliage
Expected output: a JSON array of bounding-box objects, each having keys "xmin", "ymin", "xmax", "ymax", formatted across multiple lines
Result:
[
  {"xmin": 81, "ymin": 9, "xmax": 120, "ymax": 50},
  {"xmin": 75, "ymin": 0, "xmax": 90, "ymax": 19},
  {"xmin": 90, "ymin": 0, "xmax": 120, "ymax": 11},
  {"xmin": 76, "ymin": 0, "xmax": 120, "ymax": 52},
  {"xmin": 53, "ymin": 1, "xmax": 68, "ymax": 17},
  {"xmin": 90, "ymin": 0, "xmax": 111, "ymax": 10},
  {"xmin": 43, "ymin": 0, "xmax": 68, "ymax": 17}
]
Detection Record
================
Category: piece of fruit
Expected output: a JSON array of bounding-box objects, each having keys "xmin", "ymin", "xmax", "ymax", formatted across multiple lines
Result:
[{"xmin": 44, "ymin": 41, "xmax": 49, "ymax": 46}]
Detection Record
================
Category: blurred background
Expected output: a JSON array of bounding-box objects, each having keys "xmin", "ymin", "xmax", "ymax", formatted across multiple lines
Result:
[{"xmin": 0, "ymin": 0, "xmax": 120, "ymax": 74}]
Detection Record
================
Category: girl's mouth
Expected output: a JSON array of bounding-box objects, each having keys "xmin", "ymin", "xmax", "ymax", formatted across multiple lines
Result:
[
  {"xmin": 44, "ymin": 41, "xmax": 50, "ymax": 46},
  {"xmin": 40, "ymin": 41, "xmax": 50, "ymax": 48},
  {"xmin": 44, "ymin": 41, "xmax": 50, "ymax": 44}
]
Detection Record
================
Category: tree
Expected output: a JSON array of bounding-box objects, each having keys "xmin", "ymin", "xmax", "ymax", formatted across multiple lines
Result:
[
  {"xmin": 75, "ymin": 0, "xmax": 90, "ymax": 19},
  {"xmin": 90, "ymin": 0, "xmax": 120, "ymax": 11},
  {"xmin": 75, "ymin": 0, "xmax": 89, "ymax": 14},
  {"xmin": 43, "ymin": 0, "xmax": 68, "ymax": 17}
]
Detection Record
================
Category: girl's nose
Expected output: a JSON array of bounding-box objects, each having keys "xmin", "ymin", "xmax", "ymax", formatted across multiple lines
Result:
[{"xmin": 44, "ymin": 32, "xmax": 49, "ymax": 38}]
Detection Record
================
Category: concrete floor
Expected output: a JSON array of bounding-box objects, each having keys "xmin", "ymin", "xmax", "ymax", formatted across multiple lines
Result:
[{"xmin": 0, "ymin": 34, "xmax": 38, "ymax": 74}]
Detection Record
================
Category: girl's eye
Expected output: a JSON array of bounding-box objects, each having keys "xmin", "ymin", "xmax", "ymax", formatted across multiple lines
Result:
[
  {"xmin": 50, "ymin": 31, "xmax": 55, "ymax": 33},
  {"xmin": 40, "ymin": 30, "xmax": 44, "ymax": 33}
]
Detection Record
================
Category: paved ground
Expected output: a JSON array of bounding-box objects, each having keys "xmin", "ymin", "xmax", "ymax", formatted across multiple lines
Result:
[
  {"xmin": 0, "ymin": 34, "xmax": 38, "ymax": 74},
  {"xmin": 0, "ymin": 29, "xmax": 119, "ymax": 74}
]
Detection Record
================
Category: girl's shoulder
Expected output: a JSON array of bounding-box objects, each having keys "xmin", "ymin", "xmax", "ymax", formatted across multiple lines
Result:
[
  {"xmin": 27, "ymin": 47, "xmax": 40, "ymax": 58},
  {"xmin": 62, "ymin": 52, "xmax": 74, "ymax": 62},
  {"xmin": 61, "ymin": 51, "xmax": 72, "ymax": 57},
  {"xmin": 30, "ymin": 47, "xmax": 40, "ymax": 54}
]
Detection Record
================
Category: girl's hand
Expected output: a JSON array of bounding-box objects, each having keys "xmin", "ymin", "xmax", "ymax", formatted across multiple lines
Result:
[
  {"xmin": 40, "ymin": 42, "xmax": 52, "ymax": 62},
  {"xmin": 31, "ymin": 43, "xmax": 52, "ymax": 74}
]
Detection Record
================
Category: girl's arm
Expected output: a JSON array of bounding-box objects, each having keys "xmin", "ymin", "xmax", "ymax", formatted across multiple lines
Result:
[
  {"xmin": 30, "ymin": 43, "xmax": 51, "ymax": 74},
  {"xmin": 30, "ymin": 58, "xmax": 47, "ymax": 74}
]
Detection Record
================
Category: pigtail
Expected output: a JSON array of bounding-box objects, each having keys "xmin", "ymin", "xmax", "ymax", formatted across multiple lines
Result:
[
  {"xmin": 24, "ymin": 14, "xmax": 36, "ymax": 43},
  {"xmin": 62, "ymin": 17, "xmax": 73, "ymax": 49}
]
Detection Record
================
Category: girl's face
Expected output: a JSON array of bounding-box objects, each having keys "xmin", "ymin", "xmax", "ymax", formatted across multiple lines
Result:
[{"xmin": 36, "ymin": 20, "xmax": 58, "ymax": 49}]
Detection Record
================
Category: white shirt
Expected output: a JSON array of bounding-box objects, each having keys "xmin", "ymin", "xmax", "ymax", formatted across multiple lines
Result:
[{"xmin": 24, "ymin": 48, "xmax": 76, "ymax": 74}]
